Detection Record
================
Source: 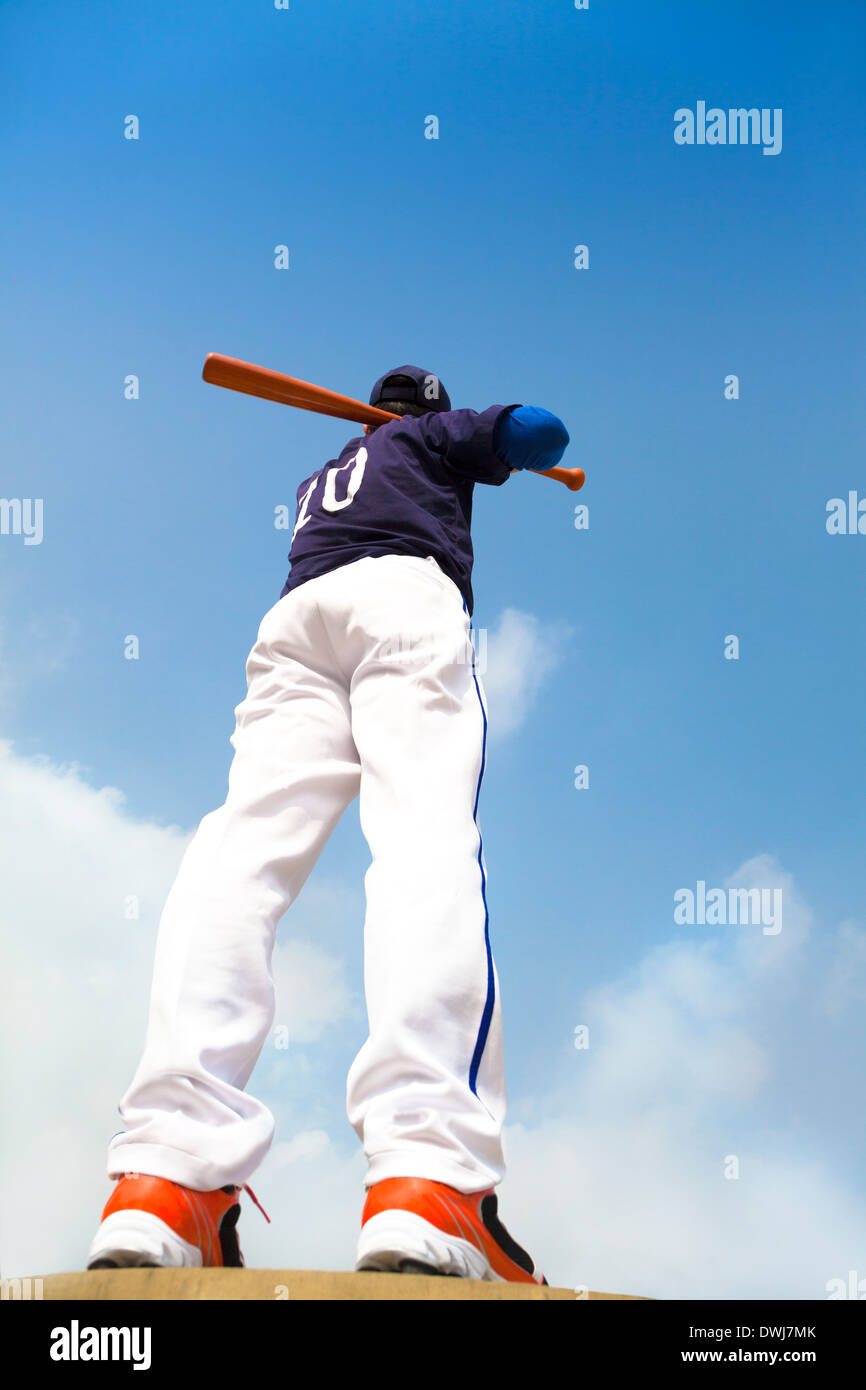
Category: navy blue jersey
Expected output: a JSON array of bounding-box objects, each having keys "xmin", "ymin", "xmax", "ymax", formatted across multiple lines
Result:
[{"xmin": 279, "ymin": 404, "xmax": 516, "ymax": 617}]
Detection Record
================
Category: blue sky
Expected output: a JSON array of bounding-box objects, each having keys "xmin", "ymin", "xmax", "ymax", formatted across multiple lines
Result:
[{"xmin": 1, "ymin": 0, "xmax": 865, "ymax": 1297}]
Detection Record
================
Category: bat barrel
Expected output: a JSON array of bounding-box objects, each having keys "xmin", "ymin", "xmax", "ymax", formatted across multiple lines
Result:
[{"xmin": 202, "ymin": 354, "xmax": 398, "ymax": 426}]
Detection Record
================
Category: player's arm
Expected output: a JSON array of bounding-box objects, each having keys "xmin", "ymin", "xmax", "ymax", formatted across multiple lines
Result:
[{"xmin": 415, "ymin": 403, "xmax": 569, "ymax": 486}]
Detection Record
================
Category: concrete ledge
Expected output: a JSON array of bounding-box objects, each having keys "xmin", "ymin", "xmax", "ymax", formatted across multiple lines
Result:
[{"xmin": 31, "ymin": 1269, "xmax": 649, "ymax": 1301}]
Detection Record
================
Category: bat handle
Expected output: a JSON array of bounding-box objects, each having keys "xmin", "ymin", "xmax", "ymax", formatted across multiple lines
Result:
[{"xmin": 511, "ymin": 465, "xmax": 586, "ymax": 492}]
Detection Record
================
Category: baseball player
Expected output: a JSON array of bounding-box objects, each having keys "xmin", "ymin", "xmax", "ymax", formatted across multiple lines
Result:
[{"xmin": 87, "ymin": 366, "xmax": 570, "ymax": 1283}]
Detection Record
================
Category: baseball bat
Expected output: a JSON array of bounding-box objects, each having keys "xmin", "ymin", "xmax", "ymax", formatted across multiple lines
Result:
[{"xmin": 202, "ymin": 354, "xmax": 585, "ymax": 492}]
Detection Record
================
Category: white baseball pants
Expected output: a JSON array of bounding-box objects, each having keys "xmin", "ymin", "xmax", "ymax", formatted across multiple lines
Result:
[{"xmin": 106, "ymin": 554, "xmax": 507, "ymax": 1195}]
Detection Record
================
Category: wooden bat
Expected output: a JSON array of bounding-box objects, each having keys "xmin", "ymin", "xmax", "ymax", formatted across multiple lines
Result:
[{"xmin": 202, "ymin": 353, "xmax": 585, "ymax": 492}]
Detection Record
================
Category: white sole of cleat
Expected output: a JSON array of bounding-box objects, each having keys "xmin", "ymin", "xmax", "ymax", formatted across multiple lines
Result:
[
  {"xmin": 87, "ymin": 1209, "xmax": 203, "ymax": 1269},
  {"xmin": 355, "ymin": 1210, "xmax": 500, "ymax": 1281}
]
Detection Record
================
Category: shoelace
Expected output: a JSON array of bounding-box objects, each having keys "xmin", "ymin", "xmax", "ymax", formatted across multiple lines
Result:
[{"xmin": 243, "ymin": 1184, "xmax": 271, "ymax": 1224}]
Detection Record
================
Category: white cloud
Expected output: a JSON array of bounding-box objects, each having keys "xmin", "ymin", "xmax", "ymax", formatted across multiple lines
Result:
[
  {"xmin": 239, "ymin": 1131, "xmax": 368, "ymax": 1273},
  {"xmin": 498, "ymin": 1117, "xmax": 865, "ymax": 1300},
  {"xmin": 517, "ymin": 855, "xmax": 866, "ymax": 1297},
  {"xmin": 480, "ymin": 608, "xmax": 574, "ymax": 739},
  {"xmin": 820, "ymin": 920, "xmax": 866, "ymax": 1018},
  {"xmin": 271, "ymin": 938, "xmax": 353, "ymax": 1044}
]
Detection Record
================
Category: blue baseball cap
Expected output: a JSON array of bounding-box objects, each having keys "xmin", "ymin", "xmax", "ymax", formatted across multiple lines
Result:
[{"xmin": 369, "ymin": 365, "xmax": 451, "ymax": 414}]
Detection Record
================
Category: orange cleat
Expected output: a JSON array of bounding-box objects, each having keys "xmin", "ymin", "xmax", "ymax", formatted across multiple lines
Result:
[
  {"xmin": 86, "ymin": 1173, "xmax": 269, "ymax": 1270},
  {"xmin": 356, "ymin": 1177, "xmax": 547, "ymax": 1284}
]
